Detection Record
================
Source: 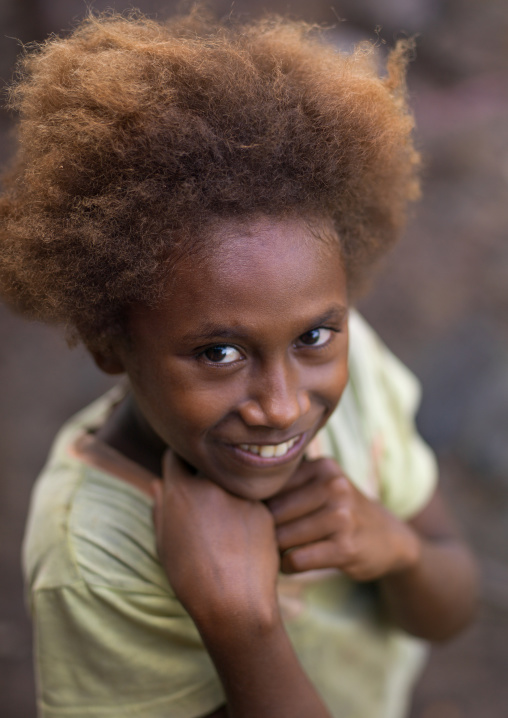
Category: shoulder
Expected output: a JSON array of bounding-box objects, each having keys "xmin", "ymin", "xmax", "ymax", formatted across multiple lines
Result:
[
  {"xmin": 22, "ymin": 390, "xmax": 225, "ymax": 718},
  {"xmin": 320, "ymin": 311, "xmax": 438, "ymax": 519},
  {"xmin": 347, "ymin": 310, "xmax": 421, "ymax": 414},
  {"xmin": 23, "ymin": 387, "xmax": 169, "ymax": 597},
  {"xmin": 27, "ymin": 460, "xmax": 223, "ymax": 717}
]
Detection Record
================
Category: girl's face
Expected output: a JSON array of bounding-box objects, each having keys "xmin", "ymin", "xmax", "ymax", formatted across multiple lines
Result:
[{"xmin": 119, "ymin": 217, "xmax": 349, "ymax": 500}]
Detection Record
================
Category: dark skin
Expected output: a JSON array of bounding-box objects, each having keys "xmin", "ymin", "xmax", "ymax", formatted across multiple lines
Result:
[{"xmin": 91, "ymin": 217, "xmax": 478, "ymax": 718}]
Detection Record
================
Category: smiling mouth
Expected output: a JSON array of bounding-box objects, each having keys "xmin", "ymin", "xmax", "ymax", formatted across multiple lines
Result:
[
  {"xmin": 239, "ymin": 436, "xmax": 300, "ymax": 459},
  {"xmin": 236, "ymin": 435, "xmax": 300, "ymax": 459}
]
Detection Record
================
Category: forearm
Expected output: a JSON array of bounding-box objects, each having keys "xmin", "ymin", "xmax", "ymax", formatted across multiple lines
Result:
[
  {"xmin": 152, "ymin": 459, "xmax": 333, "ymax": 718},
  {"xmin": 380, "ymin": 532, "xmax": 478, "ymax": 641},
  {"xmin": 268, "ymin": 466, "xmax": 478, "ymax": 643},
  {"xmin": 196, "ymin": 610, "xmax": 332, "ymax": 718}
]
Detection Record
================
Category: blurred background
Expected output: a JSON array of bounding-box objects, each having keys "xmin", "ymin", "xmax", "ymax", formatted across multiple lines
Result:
[{"xmin": 0, "ymin": 1, "xmax": 507, "ymax": 716}]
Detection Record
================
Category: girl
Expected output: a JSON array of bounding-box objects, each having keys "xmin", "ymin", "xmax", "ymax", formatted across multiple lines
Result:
[{"xmin": 0, "ymin": 11, "xmax": 477, "ymax": 718}]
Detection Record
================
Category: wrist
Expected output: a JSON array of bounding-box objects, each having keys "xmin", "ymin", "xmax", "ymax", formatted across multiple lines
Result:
[
  {"xmin": 187, "ymin": 584, "xmax": 281, "ymax": 634},
  {"xmin": 195, "ymin": 597, "xmax": 283, "ymax": 646},
  {"xmin": 197, "ymin": 610, "xmax": 333, "ymax": 718},
  {"xmin": 388, "ymin": 521, "xmax": 423, "ymax": 576}
]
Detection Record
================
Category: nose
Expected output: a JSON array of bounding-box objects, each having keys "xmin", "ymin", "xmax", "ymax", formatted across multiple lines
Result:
[{"xmin": 238, "ymin": 359, "xmax": 310, "ymax": 430}]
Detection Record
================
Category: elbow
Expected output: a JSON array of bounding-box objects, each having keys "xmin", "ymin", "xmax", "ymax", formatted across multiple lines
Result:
[
  {"xmin": 416, "ymin": 551, "xmax": 481, "ymax": 643},
  {"xmin": 425, "ymin": 600, "xmax": 478, "ymax": 643}
]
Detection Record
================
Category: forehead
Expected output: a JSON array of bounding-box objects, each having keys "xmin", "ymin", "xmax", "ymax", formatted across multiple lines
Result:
[{"xmin": 131, "ymin": 216, "xmax": 347, "ymax": 341}]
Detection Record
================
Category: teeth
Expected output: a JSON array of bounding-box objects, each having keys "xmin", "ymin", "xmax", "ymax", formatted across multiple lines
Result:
[
  {"xmin": 274, "ymin": 442, "xmax": 289, "ymax": 457},
  {"xmin": 238, "ymin": 436, "xmax": 298, "ymax": 458}
]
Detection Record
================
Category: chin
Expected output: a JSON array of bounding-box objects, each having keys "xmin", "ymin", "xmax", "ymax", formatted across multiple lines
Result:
[{"xmin": 219, "ymin": 472, "xmax": 292, "ymax": 502}]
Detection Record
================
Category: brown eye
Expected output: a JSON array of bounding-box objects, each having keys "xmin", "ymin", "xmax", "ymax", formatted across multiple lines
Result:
[
  {"xmin": 298, "ymin": 328, "xmax": 333, "ymax": 347},
  {"xmin": 203, "ymin": 345, "xmax": 242, "ymax": 363}
]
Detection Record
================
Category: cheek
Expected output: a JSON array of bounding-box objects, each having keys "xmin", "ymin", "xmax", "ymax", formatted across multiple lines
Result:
[
  {"xmin": 327, "ymin": 362, "xmax": 349, "ymax": 411},
  {"xmin": 318, "ymin": 350, "xmax": 349, "ymax": 400},
  {"xmin": 133, "ymin": 367, "xmax": 235, "ymax": 440},
  {"xmin": 173, "ymin": 393, "xmax": 229, "ymax": 432},
  {"xmin": 317, "ymin": 359, "xmax": 349, "ymax": 425},
  {"xmin": 332, "ymin": 335, "xmax": 350, "ymax": 399},
  {"xmin": 337, "ymin": 357, "xmax": 349, "ymax": 395}
]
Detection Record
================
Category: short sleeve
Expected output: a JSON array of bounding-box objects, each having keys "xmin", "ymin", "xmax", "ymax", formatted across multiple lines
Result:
[
  {"xmin": 321, "ymin": 312, "xmax": 438, "ymax": 520},
  {"xmin": 30, "ymin": 467, "xmax": 225, "ymax": 718},
  {"xmin": 368, "ymin": 335, "xmax": 438, "ymax": 519},
  {"xmin": 33, "ymin": 583, "xmax": 224, "ymax": 718}
]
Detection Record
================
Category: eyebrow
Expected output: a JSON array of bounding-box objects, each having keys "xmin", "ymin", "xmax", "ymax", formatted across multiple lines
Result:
[{"xmin": 182, "ymin": 304, "xmax": 348, "ymax": 344}]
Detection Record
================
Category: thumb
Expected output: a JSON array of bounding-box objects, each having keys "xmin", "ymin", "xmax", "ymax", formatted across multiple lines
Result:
[
  {"xmin": 151, "ymin": 478, "xmax": 164, "ymax": 534},
  {"xmin": 152, "ymin": 451, "xmax": 192, "ymax": 545},
  {"xmin": 161, "ymin": 448, "xmax": 196, "ymax": 485},
  {"xmin": 152, "ymin": 450, "xmax": 184, "ymax": 533}
]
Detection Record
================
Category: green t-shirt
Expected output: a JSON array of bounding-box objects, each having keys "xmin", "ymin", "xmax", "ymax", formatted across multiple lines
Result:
[{"xmin": 23, "ymin": 312, "xmax": 437, "ymax": 718}]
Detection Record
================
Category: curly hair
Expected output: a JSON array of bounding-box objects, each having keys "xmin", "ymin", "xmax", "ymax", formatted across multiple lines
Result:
[{"xmin": 0, "ymin": 10, "xmax": 420, "ymax": 350}]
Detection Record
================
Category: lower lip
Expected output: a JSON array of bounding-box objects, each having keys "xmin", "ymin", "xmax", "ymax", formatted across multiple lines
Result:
[{"xmin": 225, "ymin": 433, "xmax": 307, "ymax": 468}]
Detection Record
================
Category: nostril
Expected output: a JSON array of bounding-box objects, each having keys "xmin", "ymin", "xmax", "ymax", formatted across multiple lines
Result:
[
  {"xmin": 240, "ymin": 391, "xmax": 307, "ymax": 430},
  {"xmin": 297, "ymin": 390, "xmax": 311, "ymax": 415},
  {"xmin": 239, "ymin": 364, "xmax": 309, "ymax": 429}
]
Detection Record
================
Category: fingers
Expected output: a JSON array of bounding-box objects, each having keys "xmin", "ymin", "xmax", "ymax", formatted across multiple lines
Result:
[
  {"xmin": 278, "ymin": 457, "xmax": 322, "ymax": 492},
  {"xmin": 274, "ymin": 475, "xmax": 357, "ymax": 574},
  {"xmin": 279, "ymin": 456, "xmax": 342, "ymax": 495},
  {"xmin": 268, "ymin": 480, "xmax": 329, "ymax": 524},
  {"xmin": 276, "ymin": 501, "xmax": 352, "ymax": 552},
  {"xmin": 276, "ymin": 508, "xmax": 334, "ymax": 552},
  {"xmin": 281, "ymin": 539, "xmax": 371, "ymax": 579},
  {"xmin": 281, "ymin": 540, "xmax": 338, "ymax": 574},
  {"xmin": 269, "ymin": 470, "xmax": 350, "ymax": 526},
  {"xmin": 151, "ymin": 479, "xmax": 163, "ymax": 538},
  {"xmin": 154, "ymin": 451, "xmax": 197, "ymax": 532},
  {"xmin": 162, "ymin": 449, "xmax": 194, "ymax": 484}
]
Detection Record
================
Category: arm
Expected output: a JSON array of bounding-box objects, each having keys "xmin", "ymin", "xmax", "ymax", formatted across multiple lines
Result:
[
  {"xmin": 152, "ymin": 452, "xmax": 333, "ymax": 718},
  {"xmin": 267, "ymin": 457, "xmax": 478, "ymax": 641},
  {"xmin": 379, "ymin": 488, "xmax": 478, "ymax": 640},
  {"xmin": 198, "ymin": 612, "xmax": 331, "ymax": 718}
]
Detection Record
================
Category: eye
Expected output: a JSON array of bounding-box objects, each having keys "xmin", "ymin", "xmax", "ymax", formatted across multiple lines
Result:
[
  {"xmin": 202, "ymin": 345, "xmax": 243, "ymax": 364},
  {"xmin": 297, "ymin": 327, "xmax": 333, "ymax": 347}
]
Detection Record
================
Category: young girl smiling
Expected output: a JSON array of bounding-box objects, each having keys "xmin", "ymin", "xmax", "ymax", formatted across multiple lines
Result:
[{"xmin": 0, "ymin": 11, "xmax": 477, "ymax": 718}]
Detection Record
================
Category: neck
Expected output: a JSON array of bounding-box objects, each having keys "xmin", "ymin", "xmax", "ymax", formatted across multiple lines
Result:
[{"xmin": 95, "ymin": 392, "xmax": 166, "ymax": 477}]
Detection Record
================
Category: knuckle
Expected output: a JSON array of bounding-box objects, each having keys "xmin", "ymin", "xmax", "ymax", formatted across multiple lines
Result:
[
  {"xmin": 320, "ymin": 457, "xmax": 340, "ymax": 475},
  {"xmin": 334, "ymin": 532, "xmax": 357, "ymax": 561},
  {"xmin": 339, "ymin": 502, "xmax": 353, "ymax": 522},
  {"xmin": 331, "ymin": 504, "xmax": 342, "ymax": 523},
  {"xmin": 342, "ymin": 537, "xmax": 358, "ymax": 563},
  {"xmin": 329, "ymin": 475, "xmax": 347, "ymax": 498},
  {"xmin": 332, "ymin": 501, "xmax": 353, "ymax": 529}
]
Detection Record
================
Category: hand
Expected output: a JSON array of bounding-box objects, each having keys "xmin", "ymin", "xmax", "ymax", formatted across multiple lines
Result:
[
  {"xmin": 267, "ymin": 457, "xmax": 421, "ymax": 581},
  {"xmin": 152, "ymin": 451, "xmax": 280, "ymax": 626}
]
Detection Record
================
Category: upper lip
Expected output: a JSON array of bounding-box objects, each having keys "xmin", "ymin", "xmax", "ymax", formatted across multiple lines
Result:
[{"xmin": 215, "ymin": 413, "xmax": 327, "ymax": 448}]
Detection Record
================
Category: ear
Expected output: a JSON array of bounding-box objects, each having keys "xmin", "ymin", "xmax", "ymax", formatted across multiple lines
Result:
[{"xmin": 89, "ymin": 348, "xmax": 126, "ymax": 375}]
